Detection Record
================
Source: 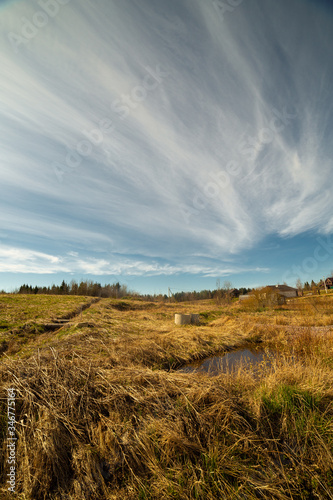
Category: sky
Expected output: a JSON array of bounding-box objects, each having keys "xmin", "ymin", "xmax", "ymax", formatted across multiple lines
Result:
[{"xmin": 0, "ymin": 0, "xmax": 333, "ymax": 295}]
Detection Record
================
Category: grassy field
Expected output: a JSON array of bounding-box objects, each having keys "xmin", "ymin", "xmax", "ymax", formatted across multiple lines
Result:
[{"xmin": 1, "ymin": 294, "xmax": 333, "ymax": 499}]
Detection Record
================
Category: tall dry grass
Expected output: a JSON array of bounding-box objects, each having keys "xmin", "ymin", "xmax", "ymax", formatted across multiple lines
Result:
[{"xmin": 0, "ymin": 297, "xmax": 333, "ymax": 499}]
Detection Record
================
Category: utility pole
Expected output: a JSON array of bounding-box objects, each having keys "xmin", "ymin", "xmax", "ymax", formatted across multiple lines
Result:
[{"xmin": 323, "ymin": 276, "xmax": 328, "ymax": 294}]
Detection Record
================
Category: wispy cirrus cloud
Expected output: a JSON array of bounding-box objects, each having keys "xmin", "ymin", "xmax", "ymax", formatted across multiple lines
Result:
[
  {"xmin": 0, "ymin": 246, "xmax": 62, "ymax": 274},
  {"xmin": 0, "ymin": 0, "xmax": 332, "ymax": 290},
  {"xmin": 0, "ymin": 245, "xmax": 269, "ymax": 277}
]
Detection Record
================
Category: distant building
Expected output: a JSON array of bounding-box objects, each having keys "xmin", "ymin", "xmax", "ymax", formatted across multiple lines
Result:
[
  {"xmin": 266, "ymin": 284, "xmax": 298, "ymax": 298},
  {"xmin": 239, "ymin": 284, "xmax": 298, "ymax": 305},
  {"xmin": 228, "ymin": 288, "xmax": 240, "ymax": 298},
  {"xmin": 319, "ymin": 277, "xmax": 333, "ymax": 290}
]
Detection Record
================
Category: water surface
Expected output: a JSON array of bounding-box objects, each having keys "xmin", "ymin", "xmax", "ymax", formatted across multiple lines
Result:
[{"xmin": 178, "ymin": 346, "xmax": 276, "ymax": 376}]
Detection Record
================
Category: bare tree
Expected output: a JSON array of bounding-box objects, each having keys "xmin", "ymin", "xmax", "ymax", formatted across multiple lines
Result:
[
  {"xmin": 223, "ymin": 280, "xmax": 232, "ymax": 304},
  {"xmin": 215, "ymin": 279, "xmax": 222, "ymax": 305},
  {"xmin": 296, "ymin": 278, "xmax": 302, "ymax": 289},
  {"xmin": 295, "ymin": 278, "xmax": 303, "ymax": 297}
]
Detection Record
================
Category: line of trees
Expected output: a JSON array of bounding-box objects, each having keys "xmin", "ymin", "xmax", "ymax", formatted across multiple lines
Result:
[
  {"xmin": 303, "ymin": 280, "xmax": 320, "ymax": 291},
  {"xmin": 14, "ymin": 282, "xmax": 253, "ymax": 302},
  {"xmin": 298, "ymin": 280, "xmax": 326, "ymax": 292},
  {"xmin": 9, "ymin": 277, "xmax": 330, "ymax": 301},
  {"xmin": 168, "ymin": 286, "xmax": 252, "ymax": 303},
  {"xmin": 17, "ymin": 280, "xmax": 131, "ymax": 298}
]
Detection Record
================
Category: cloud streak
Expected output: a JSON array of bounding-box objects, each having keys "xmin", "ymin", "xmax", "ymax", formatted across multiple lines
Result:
[
  {"xmin": 0, "ymin": 0, "xmax": 332, "ymax": 288},
  {"xmin": 0, "ymin": 245, "xmax": 269, "ymax": 277}
]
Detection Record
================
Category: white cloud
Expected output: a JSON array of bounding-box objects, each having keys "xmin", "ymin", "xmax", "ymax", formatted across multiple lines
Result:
[
  {"xmin": 0, "ymin": 0, "xmax": 332, "ymax": 280},
  {"xmin": 0, "ymin": 245, "xmax": 269, "ymax": 278},
  {"xmin": 0, "ymin": 247, "xmax": 63, "ymax": 273}
]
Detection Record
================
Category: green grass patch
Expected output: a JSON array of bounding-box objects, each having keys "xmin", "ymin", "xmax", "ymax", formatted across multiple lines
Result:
[
  {"xmin": 261, "ymin": 384, "xmax": 320, "ymax": 417},
  {"xmin": 199, "ymin": 310, "xmax": 224, "ymax": 323}
]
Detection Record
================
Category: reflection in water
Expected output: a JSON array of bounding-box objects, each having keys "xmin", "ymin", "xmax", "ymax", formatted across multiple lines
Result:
[{"xmin": 178, "ymin": 346, "xmax": 275, "ymax": 376}]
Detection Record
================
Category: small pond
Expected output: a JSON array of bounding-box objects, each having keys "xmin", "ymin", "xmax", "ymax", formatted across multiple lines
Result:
[{"xmin": 178, "ymin": 345, "xmax": 279, "ymax": 377}]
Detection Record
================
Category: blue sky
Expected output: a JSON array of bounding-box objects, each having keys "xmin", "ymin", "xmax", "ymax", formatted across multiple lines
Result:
[{"xmin": 1, "ymin": 0, "xmax": 333, "ymax": 294}]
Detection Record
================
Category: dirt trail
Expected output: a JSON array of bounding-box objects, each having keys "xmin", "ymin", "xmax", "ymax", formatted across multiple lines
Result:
[
  {"xmin": 43, "ymin": 297, "xmax": 101, "ymax": 331},
  {"xmin": 4, "ymin": 297, "xmax": 102, "ymax": 338}
]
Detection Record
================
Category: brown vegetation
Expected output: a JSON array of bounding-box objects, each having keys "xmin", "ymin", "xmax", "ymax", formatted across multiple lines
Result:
[{"xmin": 1, "ymin": 295, "xmax": 333, "ymax": 499}]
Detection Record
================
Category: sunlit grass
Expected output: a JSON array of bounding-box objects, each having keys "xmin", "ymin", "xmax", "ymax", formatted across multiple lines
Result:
[{"xmin": 0, "ymin": 294, "xmax": 333, "ymax": 499}]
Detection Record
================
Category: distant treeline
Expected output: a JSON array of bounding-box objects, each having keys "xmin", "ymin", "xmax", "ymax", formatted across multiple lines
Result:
[
  {"xmin": 304, "ymin": 280, "xmax": 318, "ymax": 290},
  {"xmin": 14, "ymin": 281, "xmax": 253, "ymax": 302},
  {"xmin": 169, "ymin": 287, "xmax": 252, "ymax": 302},
  {"xmin": 10, "ymin": 279, "xmax": 324, "ymax": 301},
  {"xmin": 17, "ymin": 280, "xmax": 131, "ymax": 298}
]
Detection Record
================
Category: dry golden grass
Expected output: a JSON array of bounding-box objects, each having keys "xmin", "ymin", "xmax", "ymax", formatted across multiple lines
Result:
[
  {"xmin": 1, "ymin": 295, "xmax": 333, "ymax": 499},
  {"xmin": 0, "ymin": 295, "xmax": 100, "ymax": 359},
  {"xmin": 0, "ymin": 294, "xmax": 94, "ymax": 328}
]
